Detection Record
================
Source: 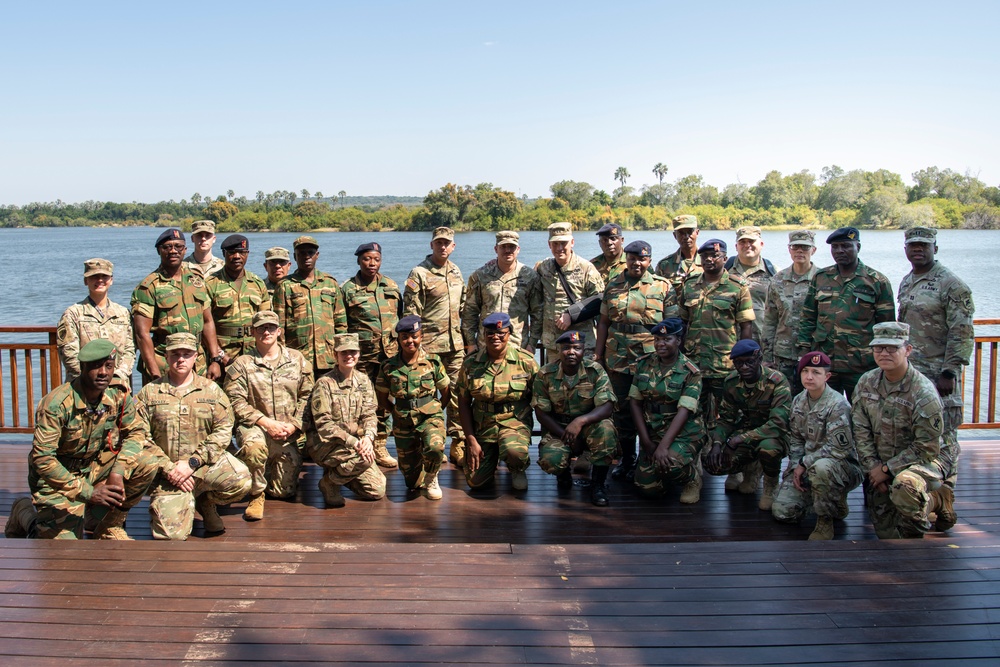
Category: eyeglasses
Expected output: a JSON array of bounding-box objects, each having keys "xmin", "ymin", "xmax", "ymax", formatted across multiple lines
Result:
[
  {"xmin": 159, "ymin": 243, "xmax": 186, "ymax": 252},
  {"xmin": 872, "ymin": 345, "xmax": 900, "ymax": 354},
  {"xmin": 484, "ymin": 330, "xmax": 510, "ymax": 339},
  {"xmin": 732, "ymin": 357, "xmax": 758, "ymax": 368}
]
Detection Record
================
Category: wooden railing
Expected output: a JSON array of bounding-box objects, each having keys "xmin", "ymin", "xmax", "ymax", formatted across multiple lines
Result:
[{"xmin": 962, "ymin": 318, "xmax": 1000, "ymax": 429}]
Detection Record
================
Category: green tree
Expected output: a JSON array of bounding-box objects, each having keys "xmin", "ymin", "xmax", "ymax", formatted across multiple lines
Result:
[
  {"xmin": 191, "ymin": 192, "xmax": 202, "ymax": 207},
  {"xmin": 652, "ymin": 162, "xmax": 668, "ymax": 184},
  {"xmin": 203, "ymin": 199, "xmax": 239, "ymax": 224},
  {"xmin": 301, "ymin": 189, "xmax": 310, "ymax": 200},
  {"xmin": 338, "ymin": 190, "xmax": 347, "ymax": 207},
  {"xmin": 721, "ymin": 183, "xmax": 754, "ymax": 208},
  {"xmin": 549, "ymin": 180, "xmax": 594, "ymax": 209},
  {"xmin": 591, "ymin": 189, "xmax": 612, "ymax": 207},
  {"xmin": 614, "ymin": 166, "xmax": 630, "ymax": 188},
  {"xmin": 226, "ymin": 189, "xmax": 235, "ymax": 201},
  {"xmin": 637, "ymin": 183, "xmax": 673, "ymax": 207},
  {"xmin": 482, "ymin": 188, "xmax": 522, "ymax": 229},
  {"xmin": 314, "ymin": 191, "xmax": 324, "ymax": 200}
]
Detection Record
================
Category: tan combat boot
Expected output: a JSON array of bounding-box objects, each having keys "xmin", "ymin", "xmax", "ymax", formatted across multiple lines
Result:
[
  {"xmin": 374, "ymin": 435, "xmax": 398, "ymax": 469},
  {"xmin": 511, "ymin": 470, "xmax": 528, "ymax": 491},
  {"xmin": 94, "ymin": 525, "xmax": 133, "ymax": 540},
  {"xmin": 835, "ymin": 493, "xmax": 850, "ymax": 520},
  {"xmin": 449, "ymin": 440, "xmax": 466, "ymax": 467},
  {"xmin": 724, "ymin": 472, "xmax": 743, "ymax": 492},
  {"xmin": 758, "ymin": 474, "xmax": 779, "ymax": 511},
  {"xmin": 196, "ymin": 496, "xmax": 225, "ymax": 533},
  {"xmin": 679, "ymin": 463, "xmax": 703, "ymax": 505},
  {"xmin": 244, "ymin": 493, "xmax": 265, "ymax": 521},
  {"xmin": 421, "ymin": 472, "xmax": 443, "ymax": 501},
  {"xmin": 4, "ymin": 497, "xmax": 37, "ymax": 538},
  {"xmin": 319, "ymin": 476, "xmax": 346, "ymax": 508},
  {"xmin": 738, "ymin": 461, "xmax": 762, "ymax": 495},
  {"xmin": 933, "ymin": 486, "xmax": 957, "ymax": 531},
  {"xmin": 808, "ymin": 516, "xmax": 835, "ymax": 540}
]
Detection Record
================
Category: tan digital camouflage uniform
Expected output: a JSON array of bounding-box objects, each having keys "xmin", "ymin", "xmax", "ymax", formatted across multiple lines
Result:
[
  {"xmin": 462, "ymin": 259, "xmax": 542, "ymax": 350},
  {"xmin": 534, "ymin": 253, "xmax": 605, "ymax": 358},
  {"xmin": 590, "ymin": 252, "xmax": 627, "ymax": 284},
  {"xmin": 206, "ymin": 268, "xmax": 270, "ymax": 360},
  {"xmin": 761, "ymin": 264, "xmax": 818, "ymax": 392},
  {"xmin": 272, "ymin": 269, "xmax": 347, "ymax": 373},
  {"xmin": 57, "ymin": 298, "xmax": 135, "ymax": 385}
]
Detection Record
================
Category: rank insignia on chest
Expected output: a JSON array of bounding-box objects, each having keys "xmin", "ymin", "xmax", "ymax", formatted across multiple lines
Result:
[{"xmin": 179, "ymin": 405, "xmax": 190, "ymax": 415}]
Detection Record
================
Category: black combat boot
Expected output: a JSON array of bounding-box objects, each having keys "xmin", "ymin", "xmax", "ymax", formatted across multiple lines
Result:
[{"xmin": 591, "ymin": 466, "xmax": 610, "ymax": 507}]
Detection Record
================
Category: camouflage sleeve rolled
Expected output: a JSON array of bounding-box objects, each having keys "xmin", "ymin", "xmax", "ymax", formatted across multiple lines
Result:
[
  {"xmin": 801, "ymin": 397, "xmax": 854, "ymax": 469},
  {"xmin": 56, "ymin": 307, "xmax": 82, "ymax": 379},
  {"xmin": 797, "ymin": 279, "xmax": 818, "ymax": 352},
  {"xmin": 111, "ymin": 393, "xmax": 147, "ymax": 477},
  {"xmin": 293, "ymin": 354, "xmax": 315, "ymax": 430},
  {"xmin": 679, "ymin": 366, "xmax": 702, "ymax": 414},
  {"xmin": 130, "ymin": 280, "xmax": 156, "ymax": 319},
  {"xmin": 528, "ymin": 271, "xmax": 543, "ymax": 346},
  {"xmin": 944, "ymin": 282, "xmax": 975, "ymax": 375},
  {"xmin": 30, "ymin": 401, "xmax": 95, "ymax": 502},
  {"xmin": 310, "ymin": 380, "xmax": 360, "ymax": 448},
  {"xmin": 223, "ymin": 358, "xmax": 265, "ymax": 428},
  {"xmin": 735, "ymin": 282, "xmax": 756, "ymax": 323},
  {"xmin": 887, "ymin": 396, "xmax": 943, "ymax": 474},
  {"xmin": 432, "ymin": 355, "xmax": 451, "ymax": 390},
  {"xmin": 402, "ymin": 268, "xmax": 424, "ymax": 317},
  {"xmin": 740, "ymin": 375, "xmax": 791, "ymax": 444},
  {"xmin": 761, "ymin": 281, "xmax": 780, "ymax": 363},
  {"xmin": 851, "ymin": 390, "xmax": 878, "ymax": 472},
  {"xmin": 461, "ymin": 271, "xmax": 483, "ymax": 345},
  {"xmin": 195, "ymin": 388, "xmax": 234, "ymax": 466},
  {"xmin": 530, "ymin": 370, "xmax": 553, "ymax": 412}
]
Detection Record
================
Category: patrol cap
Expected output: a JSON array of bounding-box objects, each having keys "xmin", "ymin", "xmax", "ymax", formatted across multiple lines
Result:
[
  {"xmin": 155, "ymin": 228, "xmax": 185, "ymax": 248},
  {"xmin": 650, "ymin": 318, "xmax": 684, "ymax": 337},
  {"xmin": 354, "ymin": 242, "xmax": 383, "ymax": 256},
  {"xmin": 495, "ymin": 230, "xmax": 520, "ymax": 246},
  {"xmin": 78, "ymin": 339, "xmax": 117, "ymax": 364},
  {"xmin": 264, "ymin": 247, "xmax": 290, "ymax": 262},
  {"xmin": 431, "ymin": 227, "xmax": 455, "ymax": 242},
  {"xmin": 293, "ymin": 235, "xmax": 319, "ymax": 249},
  {"xmin": 698, "ymin": 238, "xmax": 727, "ymax": 255},
  {"xmin": 334, "ymin": 333, "xmax": 361, "ymax": 352},
  {"xmin": 164, "ymin": 332, "xmax": 199, "ymax": 352},
  {"xmin": 596, "ymin": 223, "xmax": 622, "ymax": 236},
  {"xmin": 252, "ymin": 310, "xmax": 279, "ymax": 328},
  {"xmin": 797, "ymin": 350, "xmax": 832, "ymax": 375},
  {"xmin": 735, "ymin": 225, "xmax": 762, "ymax": 242},
  {"xmin": 672, "ymin": 215, "xmax": 698, "ymax": 231},
  {"xmin": 904, "ymin": 226, "xmax": 938, "ymax": 245},
  {"xmin": 729, "ymin": 339, "xmax": 761, "ymax": 359},
  {"xmin": 827, "ymin": 227, "xmax": 860, "ymax": 244},
  {"xmin": 395, "ymin": 315, "xmax": 422, "ymax": 333},
  {"xmin": 83, "ymin": 258, "xmax": 114, "ymax": 277},
  {"xmin": 221, "ymin": 235, "xmax": 249, "ymax": 252},
  {"xmin": 191, "ymin": 220, "xmax": 216, "ymax": 235},
  {"xmin": 788, "ymin": 230, "xmax": 816, "ymax": 247},
  {"xmin": 623, "ymin": 240, "xmax": 652, "ymax": 257},
  {"xmin": 548, "ymin": 222, "xmax": 573, "ymax": 242},
  {"xmin": 555, "ymin": 330, "xmax": 584, "ymax": 345},
  {"xmin": 482, "ymin": 312, "xmax": 512, "ymax": 331},
  {"xmin": 870, "ymin": 322, "xmax": 910, "ymax": 347}
]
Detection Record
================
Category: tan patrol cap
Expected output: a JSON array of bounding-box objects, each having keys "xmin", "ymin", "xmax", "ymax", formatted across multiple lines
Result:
[
  {"xmin": 869, "ymin": 322, "xmax": 910, "ymax": 347},
  {"xmin": 495, "ymin": 230, "xmax": 519, "ymax": 246},
  {"xmin": 672, "ymin": 215, "xmax": 698, "ymax": 231},
  {"xmin": 191, "ymin": 220, "xmax": 216, "ymax": 235},
  {"xmin": 736, "ymin": 225, "xmax": 762, "ymax": 242},
  {"xmin": 164, "ymin": 332, "xmax": 199, "ymax": 352},
  {"xmin": 432, "ymin": 227, "xmax": 455, "ymax": 242},
  {"xmin": 264, "ymin": 247, "xmax": 291, "ymax": 262},
  {"xmin": 293, "ymin": 235, "xmax": 319, "ymax": 249},
  {"xmin": 788, "ymin": 230, "xmax": 816, "ymax": 247},
  {"xmin": 904, "ymin": 226, "xmax": 938, "ymax": 244},
  {"xmin": 334, "ymin": 333, "xmax": 361, "ymax": 352},
  {"xmin": 252, "ymin": 310, "xmax": 280, "ymax": 328},
  {"xmin": 83, "ymin": 258, "xmax": 114, "ymax": 277},
  {"xmin": 548, "ymin": 221, "xmax": 573, "ymax": 242}
]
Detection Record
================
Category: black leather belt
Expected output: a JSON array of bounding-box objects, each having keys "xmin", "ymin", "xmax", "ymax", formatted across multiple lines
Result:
[{"xmin": 395, "ymin": 395, "xmax": 438, "ymax": 411}]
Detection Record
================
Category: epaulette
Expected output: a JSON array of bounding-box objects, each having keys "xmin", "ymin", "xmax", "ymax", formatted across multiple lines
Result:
[{"xmin": 684, "ymin": 359, "xmax": 701, "ymax": 375}]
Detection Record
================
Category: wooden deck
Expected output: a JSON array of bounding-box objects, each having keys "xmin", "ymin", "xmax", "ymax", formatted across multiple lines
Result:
[{"xmin": 2, "ymin": 439, "xmax": 1000, "ymax": 665}]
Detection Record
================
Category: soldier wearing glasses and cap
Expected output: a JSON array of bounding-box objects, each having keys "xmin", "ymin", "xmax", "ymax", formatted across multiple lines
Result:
[
  {"xmin": 205, "ymin": 234, "xmax": 270, "ymax": 365},
  {"xmin": 591, "ymin": 223, "xmax": 627, "ymax": 284},
  {"xmin": 262, "ymin": 247, "xmax": 291, "ymax": 299}
]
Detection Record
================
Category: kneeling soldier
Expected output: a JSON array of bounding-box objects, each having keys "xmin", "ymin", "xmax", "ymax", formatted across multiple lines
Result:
[{"xmin": 533, "ymin": 330, "xmax": 617, "ymax": 506}]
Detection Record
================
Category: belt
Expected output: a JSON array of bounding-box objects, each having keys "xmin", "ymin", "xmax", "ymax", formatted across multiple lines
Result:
[
  {"xmin": 612, "ymin": 322, "xmax": 648, "ymax": 334},
  {"xmin": 217, "ymin": 325, "xmax": 254, "ymax": 338},
  {"xmin": 476, "ymin": 400, "xmax": 528, "ymax": 415},
  {"xmin": 59, "ymin": 456, "xmax": 96, "ymax": 472},
  {"xmin": 552, "ymin": 413, "xmax": 584, "ymax": 425},
  {"xmin": 645, "ymin": 400, "xmax": 674, "ymax": 415},
  {"xmin": 395, "ymin": 395, "xmax": 438, "ymax": 411}
]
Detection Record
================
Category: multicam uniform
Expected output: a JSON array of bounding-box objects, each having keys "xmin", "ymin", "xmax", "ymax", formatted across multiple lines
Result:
[
  {"xmin": 762, "ymin": 264, "xmax": 818, "ymax": 392},
  {"xmin": 534, "ymin": 254, "xmax": 605, "ymax": 359},
  {"xmin": 206, "ymin": 269, "xmax": 270, "ymax": 361},
  {"xmin": 462, "ymin": 259, "xmax": 542, "ymax": 350},
  {"xmin": 183, "ymin": 253, "xmax": 224, "ymax": 278},
  {"xmin": 728, "ymin": 260, "xmax": 772, "ymax": 344},
  {"xmin": 273, "ymin": 270, "xmax": 347, "ymax": 374},
  {"xmin": 56, "ymin": 298, "xmax": 135, "ymax": 385},
  {"xmin": 590, "ymin": 252, "xmax": 627, "ymax": 285}
]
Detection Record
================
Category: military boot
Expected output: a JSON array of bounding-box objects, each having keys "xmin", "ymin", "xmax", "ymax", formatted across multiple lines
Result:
[
  {"xmin": 421, "ymin": 472, "xmax": 443, "ymax": 501},
  {"xmin": 835, "ymin": 493, "xmax": 850, "ymax": 520},
  {"xmin": 511, "ymin": 470, "xmax": 528, "ymax": 491},
  {"xmin": 758, "ymin": 474, "xmax": 779, "ymax": 511},
  {"xmin": 4, "ymin": 497, "xmax": 37, "ymax": 538},
  {"xmin": 724, "ymin": 472, "xmax": 743, "ymax": 492},
  {"xmin": 572, "ymin": 451, "xmax": 592, "ymax": 475},
  {"xmin": 374, "ymin": 435, "xmax": 398, "ymax": 469},
  {"xmin": 610, "ymin": 454, "xmax": 635, "ymax": 481},
  {"xmin": 195, "ymin": 496, "xmax": 225, "ymax": 533},
  {"xmin": 94, "ymin": 525, "xmax": 133, "ymax": 540},
  {"xmin": 808, "ymin": 516, "xmax": 835, "ymax": 540},
  {"xmin": 680, "ymin": 461, "xmax": 703, "ymax": 505},
  {"xmin": 449, "ymin": 440, "xmax": 466, "ymax": 467},
  {"xmin": 244, "ymin": 493, "xmax": 265, "ymax": 521},
  {"xmin": 556, "ymin": 467, "xmax": 574, "ymax": 491},
  {"xmin": 318, "ymin": 476, "xmax": 346, "ymax": 508},
  {"xmin": 738, "ymin": 461, "xmax": 762, "ymax": 495},
  {"xmin": 933, "ymin": 486, "xmax": 957, "ymax": 531},
  {"xmin": 590, "ymin": 466, "xmax": 610, "ymax": 507}
]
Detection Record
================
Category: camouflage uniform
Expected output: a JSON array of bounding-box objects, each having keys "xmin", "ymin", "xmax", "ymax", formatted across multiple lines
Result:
[
  {"xmin": 654, "ymin": 249, "xmax": 702, "ymax": 296},
  {"xmin": 457, "ymin": 345, "xmax": 539, "ymax": 487},
  {"xmin": 853, "ymin": 362, "xmax": 945, "ymax": 538},
  {"xmin": 264, "ymin": 278, "xmax": 280, "ymax": 300},
  {"xmin": 463, "ymin": 260, "xmax": 542, "ymax": 350},
  {"xmin": 206, "ymin": 268, "xmax": 270, "ymax": 360},
  {"xmin": 182, "ymin": 253, "xmax": 224, "ymax": 278},
  {"xmin": 223, "ymin": 344, "xmax": 313, "ymax": 499},
  {"xmin": 532, "ymin": 358, "xmax": 617, "ymax": 473},
  {"xmin": 797, "ymin": 261, "xmax": 895, "ymax": 398},
  {"xmin": 591, "ymin": 252, "xmax": 627, "ymax": 285},
  {"xmin": 26, "ymin": 382, "xmax": 158, "ymax": 539},
  {"xmin": 131, "ymin": 267, "xmax": 211, "ymax": 381},
  {"xmin": 628, "ymin": 352, "xmax": 704, "ymax": 494},
  {"xmin": 272, "ymin": 269, "xmax": 347, "ymax": 373},
  {"xmin": 305, "ymin": 367, "xmax": 386, "ymax": 499},
  {"xmin": 376, "ymin": 349, "xmax": 450, "ymax": 489},
  {"xmin": 534, "ymin": 253, "xmax": 605, "ymax": 359},
  {"xmin": 898, "ymin": 260, "xmax": 974, "ymax": 488},
  {"xmin": 136, "ymin": 375, "xmax": 251, "ymax": 540},
  {"xmin": 771, "ymin": 385, "xmax": 863, "ymax": 523},
  {"xmin": 57, "ymin": 298, "xmax": 135, "ymax": 385},
  {"xmin": 728, "ymin": 260, "xmax": 772, "ymax": 344},
  {"xmin": 762, "ymin": 263, "xmax": 818, "ymax": 393}
]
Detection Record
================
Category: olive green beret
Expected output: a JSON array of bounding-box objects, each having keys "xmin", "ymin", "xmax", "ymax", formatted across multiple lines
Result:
[{"xmin": 78, "ymin": 339, "xmax": 117, "ymax": 363}]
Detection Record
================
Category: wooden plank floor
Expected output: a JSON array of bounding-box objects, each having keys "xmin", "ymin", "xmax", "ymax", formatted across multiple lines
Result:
[{"xmin": 2, "ymin": 439, "xmax": 999, "ymax": 665}]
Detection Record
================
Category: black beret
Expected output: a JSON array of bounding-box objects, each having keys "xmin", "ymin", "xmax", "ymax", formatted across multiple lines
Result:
[
  {"xmin": 595, "ymin": 223, "xmax": 622, "ymax": 236},
  {"xmin": 355, "ymin": 242, "xmax": 383, "ymax": 256},
  {"xmin": 827, "ymin": 227, "xmax": 860, "ymax": 243},
  {"xmin": 155, "ymin": 228, "xmax": 185, "ymax": 248},
  {"xmin": 623, "ymin": 240, "xmax": 652, "ymax": 257},
  {"xmin": 482, "ymin": 312, "xmax": 511, "ymax": 331},
  {"xmin": 395, "ymin": 315, "xmax": 422, "ymax": 333},
  {"xmin": 555, "ymin": 330, "xmax": 585, "ymax": 345},
  {"xmin": 221, "ymin": 235, "xmax": 249, "ymax": 252},
  {"xmin": 698, "ymin": 238, "xmax": 727, "ymax": 254},
  {"xmin": 650, "ymin": 318, "xmax": 684, "ymax": 336}
]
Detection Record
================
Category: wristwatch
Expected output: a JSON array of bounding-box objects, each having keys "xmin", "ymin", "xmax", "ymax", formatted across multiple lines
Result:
[
  {"xmin": 211, "ymin": 352, "xmax": 226, "ymax": 365},
  {"xmin": 881, "ymin": 463, "xmax": 891, "ymax": 476},
  {"xmin": 188, "ymin": 456, "xmax": 202, "ymax": 471}
]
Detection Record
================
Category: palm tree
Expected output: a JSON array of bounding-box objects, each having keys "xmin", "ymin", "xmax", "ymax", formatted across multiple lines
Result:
[
  {"xmin": 614, "ymin": 167, "xmax": 630, "ymax": 188},
  {"xmin": 652, "ymin": 163, "xmax": 668, "ymax": 184},
  {"xmin": 338, "ymin": 190, "xmax": 347, "ymax": 207},
  {"xmin": 314, "ymin": 191, "xmax": 324, "ymax": 200},
  {"xmin": 191, "ymin": 192, "xmax": 202, "ymax": 206},
  {"xmin": 301, "ymin": 189, "xmax": 310, "ymax": 200},
  {"xmin": 226, "ymin": 189, "xmax": 235, "ymax": 201}
]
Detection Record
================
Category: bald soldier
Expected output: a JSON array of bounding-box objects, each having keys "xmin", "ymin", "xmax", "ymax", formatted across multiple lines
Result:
[
  {"xmin": 262, "ymin": 247, "xmax": 291, "ymax": 299},
  {"xmin": 205, "ymin": 234, "xmax": 270, "ymax": 364}
]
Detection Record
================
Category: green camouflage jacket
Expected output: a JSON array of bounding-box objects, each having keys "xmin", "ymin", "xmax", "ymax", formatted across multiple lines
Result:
[
  {"xmin": 272, "ymin": 269, "xmax": 347, "ymax": 370},
  {"xmin": 206, "ymin": 268, "xmax": 270, "ymax": 359},
  {"xmin": 532, "ymin": 357, "xmax": 616, "ymax": 418},
  {"xmin": 711, "ymin": 367, "xmax": 792, "ymax": 445},
  {"xmin": 601, "ymin": 270, "xmax": 678, "ymax": 373},
  {"xmin": 343, "ymin": 272, "xmax": 402, "ymax": 365},
  {"xmin": 131, "ymin": 267, "xmax": 210, "ymax": 354},
  {"xmin": 403, "ymin": 256, "xmax": 465, "ymax": 355},
  {"xmin": 677, "ymin": 271, "xmax": 755, "ymax": 378}
]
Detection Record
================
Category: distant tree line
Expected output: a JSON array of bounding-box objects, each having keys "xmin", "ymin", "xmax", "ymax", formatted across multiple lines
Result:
[{"xmin": 3, "ymin": 165, "xmax": 999, "ymax": 232}]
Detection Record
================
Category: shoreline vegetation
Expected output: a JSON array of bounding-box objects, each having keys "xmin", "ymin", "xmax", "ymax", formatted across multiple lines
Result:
[{"xmin": 4, "ymin": 165, "xmax": 999, "ymax": 234}]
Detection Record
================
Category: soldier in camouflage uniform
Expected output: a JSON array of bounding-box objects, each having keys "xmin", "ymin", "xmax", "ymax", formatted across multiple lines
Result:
[
  {"xmin": 305, "ymin": 333, "xmax": 386, "ymax": 508},
  {"xmin": 206, "ymin": 235, "xmax": 270, "ymax": 365},
  {"xmin": 5, "ymin": 340, "xmax": 158, "ymax": 540},
  {"xmin": 798, "ymin": 227, "xmax": 895, "ymax": 399},
  {"xmin": 224, "ymin": 311, "xmax": 314, "ymax": 520},
  {"xmin": 262, "ymin": 246, "xmax": 291, "ymax": 299},
  {"xmin": 343, "ymin": 241, "xmax": 402, "ymax": 469},
  {"xmin": 771, "ymin": 351, "xmax": 863, "ymax": 540},
  {"xmin": 852, "ymin": 322, "xmax": 948, "ymax": 539},
  {"xmin": 136, "ymin": 332, "xmax": 251, "ymax": 539},
  {"xmin": 595, "ymin": 240, "xmax": 677, "ymax": 481},
  {"xmin": 897, "ymin": 226, "xmax": 974, "ymax": 531},
  {"xmin": 628, "ymin": 318, "xmax": 706, "ymax": 504},
  {"xmin": 57, "ymin": 258, "xmax": 135, "ymax": 388},
  {"xmin": 457, "ymin": 313, "xmax": 539, "ymax": 492},
  {"xmin": 726, "ymin": 226, "xmax": 775, "ymax": 344},
  {"xmin": 762, "ymin": 231, "xmax": 818, "ymax": 394},
  {"xmin": 462, "ymin": 230, "xmax": 542, "ymax": 353},
  {"xmin": 706, "ymin": 340, "xmax": 792, "ymax": 510},
  {"xmin": 590, "ymin": 222, "xmax": 627, "ymax": 284},
  {"xmin": 654, "ymin": 215, "xmax": 702, "ymax": 297},
  {"xmin": 375, "ymin": 316, "xmax": 450, "ymax": 501},
  {"xmin": 533, "ymin": 330, "xmax": 617, "ymax": 506},
  {"xmin": 403, "ymin": 227, "xmax": 467, "ymax": 466},
  {"xmin": 132, "ymin": 228, "xmax": 226, "ymax": 385},
  {"xmin": 182, "ymin": 219, "xmax": 225, "ymax": 277},
  {"xmin": 273, "ymin": 235, "xmax": 348, "ymax": 377}
]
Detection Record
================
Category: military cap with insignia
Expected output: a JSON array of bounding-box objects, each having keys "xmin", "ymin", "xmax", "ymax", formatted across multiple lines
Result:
[
  {"xmin": 827, "ymin": 227, "xmax": 860, "ymax": 243},
  {"xmin": 547, "ymin": 222, "xmax": 573, "ymax": 242},
  {"xmin": 252, "ymin": 310, "xmax": 279, "ymax": 328},
  {"xmin": 221, "ymin": 234, "xmax": 249, "ymax": 252},
  {"xmin": 396, "ymin": 315, "xmax": 422, "ymax": 333},
  {"xmin": 83, "ymin": 258, "xmax": 114, "ymax": 277},
  {"xmin": 495, "ymin": 230, "xmax": 520, "ymax": 246},
  {"xmin": 904, "ymin": 226, "xmax": 937, "ymax": 244},
  {"xmin": 190, "ymin": 220, "xmax": 216, "ymax": 235},
  {"xmin": 164, "ymin": 332, "xmax": 199, "ymax": 352},
  {"xmin": 293, "ymin": 235, "xmax": 319, "ymax": 249},
  {"xmin": 797, "ymin": 350, "xmax": 832, "ymax": 375},
  {"xmin": 155, "ymin": 228, "xmax": 185, "ymax": 248},
  {"xmin": 264, "ymin": 247, "xmax": 290, "ymax": 262},
  {"xmin": 729, "ymin": 339, "xmax": 761, "ymax": 358},
  {"xmin": 431, "ymin": 227, "xmax": 455, "ymax": 241},
  {"xmin": 672, "ymin": 215, "xmax": 698, "ymax": 230},
  {"xmin": 869, "ymin": 322, "xmax": 910, "ymax": 347},
  {"xmin": 735, "ymin": 225, "xmax": 762, "ymax": 242},
  {"xmin": 596, "ymin": 222, "xmax": 622, "ymax": 236},
  {"xmin": 78, "ymin": 339, "xmax": 117, "ymax": 363},
  {"xmin": 623, "ymin": 240, "xmax": 652, "ymax": 257},
  {"xmin": 334, "ymin": 333, "xmax": 361, "ymax": 352},
  {"xmin": 650, "ymin": 318, "xmax": 685, "ymax": 336},
  {"xmin": 555, "ymin": 330, "xmax": 584, "ymax": 345},
  {"xmin": 698, "ymin": 238, "xmax": 727, "ymax": 254},
  {"xmin": 355, "ymin": 242, "xmax": 383, "ymax": 256},
  {"xmin": 482, "ymin": 312, "xmax": 512, "ymax": 331},
  {"xmin": 788, "ymin": 230, "xmax": 816, "ymax": 247}
]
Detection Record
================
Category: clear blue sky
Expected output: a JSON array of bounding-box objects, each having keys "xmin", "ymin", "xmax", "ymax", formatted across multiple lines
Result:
[{"xmin": 2, "ymin": 1, "xmax": 997, "ymax": 205}]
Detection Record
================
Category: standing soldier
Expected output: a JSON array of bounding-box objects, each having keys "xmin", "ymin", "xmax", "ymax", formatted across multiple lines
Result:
[
  {"xmin": 224, "ymin": 311, "xmax": 314, "ymax": 521},
  {"xmin": 131, "ymin": 228, "xmax": 226, "ymax": 385},
  {"xmin": 762, "ymin": 230, "xmax": 818, "ymax": 394},
  {"xmin": 457, "ymin": 313, "xmax": 539, "ymax": 493},
  {"xmin": 135, "ymin": 333, "xmax": 251, "ymax": 539},
  {"xmin": 852, "ymin": 322, "xmax": 948, "ymax": 539},
  {"xmin": 262, "ymin": 247, "xmax": 291, "ymax": 300},
  {"xmin": 57, "ymin": 258, "xmax": 135, "ymax": 389},
  {"xmin": 343, "ymin": 241, "xmax": 402, "ymax": 469},
  {"xmin": 595, "ymin": 240, "xmax": 677, "ymax": 482},
  {"xmin": 897, "ymin": 226, "xmax": 974, "ymax": 530},
  {"xmin": 206, "ymin": 234, "xmax": 270, "ymax": 366},
  {"xmin": 4, "ymin": 340, "xmax": 158, "ymax": 540},
  {"xmin": 591, "ymin": 223, "xmax": 627, "ymax": 284},
  {"xmin": 726, "ymin": 226, "xmax": 775, "ymax": 344},
  {"xmin": 273, "ymin": 235, "xmax": 347, "ymax": 378},
  {"xmin": 771, "ymin": 351, "xmax": 863, "ymax": 540},
  {"xmin": 533, "ymin": 330, "xmax": 617, "ymax": 506},
  {"xmin": 462, "ymin": 230, "xmax": 542, "ymax": 354},
  {"xmin": 183, "ymin": 219, "xmax": 225, "ymax": 277},
  {"xmin": 655, "ymin": 214, "xmax": 702, "ymax": 296},
  {"xmin": 798, "ymin": 227, "xmax": 895, "ymax": 399},
  {"xmin": 403, "ymin": 227, "xmax": 466, "ymax": 466},
  {"xmin": 375, "ymin": 316, "xmax": 451, "ymax": 501}
]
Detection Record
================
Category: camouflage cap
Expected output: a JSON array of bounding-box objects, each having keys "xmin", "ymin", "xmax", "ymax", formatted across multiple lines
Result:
[
  {"xmin": 293, "ymin": 235, "xmax": 319, "ymax": 249},
  {"xmin": 264, "ymin": 247, "xmax": 290, "ymax": 262},
  {"xmin": 155, "ymin": 228, "xmax": 185, "ymax": 248},
  {"xmin": 164, "ymin": 332, "xmax": 199, "ymax": 352},
  {"xmin": 870, "ymin": 322, "xmax": 910, "ymax": 347},
  {"xmin": 83, "ymin": 258, "xmax": 114, "ymax": 277},
  {"xmin": 252, "ymin": 310, "xmax": 280, "ymax": 328},
  {"xmin": 548, "ymin": 221, "xmax": 574, "ymax": 242},
  {"xmin": 672, "ymin": 215, "xmax": 698, "ymax": 231},
  {"xmin": 797, "ymin": 350, "xmax": 832, "ymax": 375},
  {"xmin": 191, "ymin": 219, "xmax": 216, "ymax": 235},
  {"xmin": 827, "ymin": 227, "xmax": 860, "ymax": 244},
  {"xmin": 623, "ymin": 240, "xmax": 652, "ymax": 257},
  {"xmin": 788, "ymin": 230, "xmax": 816, "ymax": 247},
  {"xmin": 555, "ymin": 330, "xmax": 584, "ymax": 345},
  {"xmin": 78, "ymin": 339, "xmax": 117, "ymax": 363},
  {"xmin": 650, "ymin": 318, "xmax": 684, "ymax": 336},
  {"xmin": 495, "ymin": 230, "xmax": 520, "ymax": 246},
  {"xmin": 432, "ymin": 227, "xmax": 455, "ymax": 242},
  {"xmin": 735, "ymin": 225, "xmax": 762, "ymax": 242},
  {"xmin": 334, "ymin": 333, "xmax": 361, "ymax": 352},
  {"xmin": 904, "ymin": 226, "xmax": 938, "ymax": 245}
]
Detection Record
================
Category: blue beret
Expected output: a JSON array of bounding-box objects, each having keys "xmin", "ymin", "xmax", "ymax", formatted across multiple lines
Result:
[
  {"xmin": 698, "ymin": 238, "xmax": 727, "ymax": 254},
  {"xmin": 395, "ymin": 315, "xmax": 422, "ymax": 333},
  {"xmin": 155, "ymin": 228, "xmax": 184, "ymax": 248},
  {"xmin": 623, "ymin": 240, "xmax": 652, "ymax": 257},
  {"xmin": 650, "ymin": 318, "xmax": 685, "ymax": 336},
  {"xmin": 221, "ymin": 234, "xmax": 249, "ymax": 251},
  {"xmin": 596, "ymin": 223, "xmax": 622, "ymax": 236},
  {"xmin": 827, "ymin": 227, "xmax": 860, "ymax": 243},
  {"xmin": 355, "ymin": 242, "xmax": 383, "ymax": 256},
  {"xmin": 556, "ymin": 330, "xmax": 584, "ymax": 345},
  {"xmin": 482, "ymin": 312, "xmax": 511, "ymax": 331},
  {"xmin": 729, "ymin": 339, "xmax": 761, "ymax": 359},
  {"xmin": 78, "ymin": 339, "xmax": 117, "ymax": 363}
]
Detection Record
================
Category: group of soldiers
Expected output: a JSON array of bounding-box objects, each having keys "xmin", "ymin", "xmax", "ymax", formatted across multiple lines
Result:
[{"xmin": 3, "ymin": 215, "xmax": 975, "ymax": 541}]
